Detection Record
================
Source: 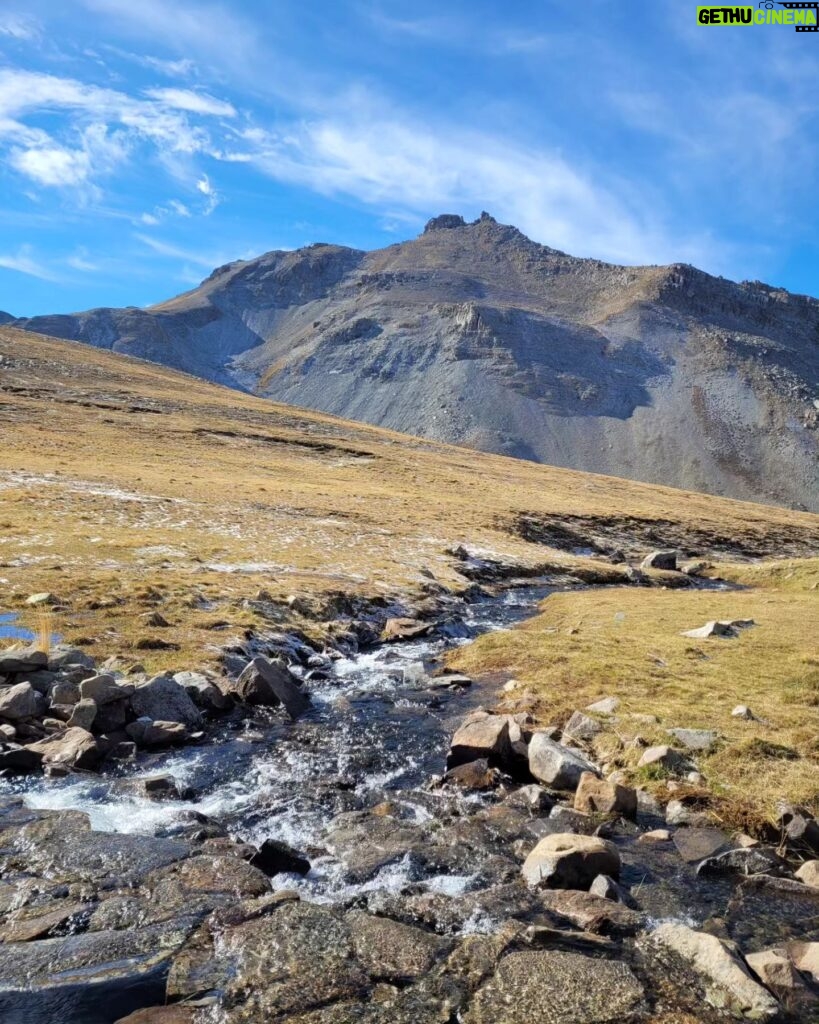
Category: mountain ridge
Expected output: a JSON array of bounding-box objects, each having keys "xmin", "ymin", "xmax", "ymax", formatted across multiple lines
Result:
[{"xmin": 9, "ymin": 214, "xmax": 819, "ymax": 510}]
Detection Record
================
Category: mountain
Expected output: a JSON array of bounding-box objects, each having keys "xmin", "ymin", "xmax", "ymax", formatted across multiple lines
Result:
[{"xmin": 11, "ymin": 214, "xmax": 819, "ymax": 510}]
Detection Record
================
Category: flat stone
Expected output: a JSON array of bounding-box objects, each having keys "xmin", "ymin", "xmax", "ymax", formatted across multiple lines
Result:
[
  {"xmin": 667, "ymin": 728, "xmax": 719, "ymax": 752},
  {"xmin": 381, "ymin": 617, "xmax": 432, "ymax": 641},
  {"xmin": 637, "ymin": 829, "xmax": 672, "ymax": 843},
  {"xmin": 697, "ymin": 847, "xmax": 785, "ymax": 878},
  {"xmin": 0, "ymin": 648, "xmax": 48, "ymax": 675},
  {"xmin": 647, "ymin": 923, "xmax": 778, "ymax": 1019},
  {"xmin": 463, "ymin": 949, "xmax": 645, "ymax": 1024},
  {"xmin": 522, "ymin": 833, "xmax": 620, "ymax": 890},
  {"xmin": 585, "ymin": 697, "xmax": 619, "ymax": 715},
  {"xmin": 538, "ymin": 888, "xmax": 643, "ymax": 936},
  {"xmin": 672, "ymin": 827, "xmax": 732, "ymax": 864},
  {"xmin": 26, "ymin": 726, "xmax": 102, "ymax": 770},
  {"xmin": 348, "ymin": 910, "xmax": 446, "ymax": 982},
  {"xmin": 79, "ymin": 674, "xmax": 134, "ymax": 705},
  {"xmin": 25, "ymin": 592, "xmax": 58, "ymax": 606},
  {"xmin": 528, "ymin": 734, "xmax": 599, "ymax": 790},
  {"xmin": 126, "ymin": 718, "xmax": 188, "ymax": 748},
  {"xmin": 732, "ymin": 705, "xmax": 755, "ymax": 720},
  {"xmin": 448, "ymin": 713, "xmax": 513, "ymax": 771}
]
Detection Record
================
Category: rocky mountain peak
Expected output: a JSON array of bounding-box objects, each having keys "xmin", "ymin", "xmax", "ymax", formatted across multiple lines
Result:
[{"xmin": 423, "ymin": 213, "xmax": 467, "ymax": 233}]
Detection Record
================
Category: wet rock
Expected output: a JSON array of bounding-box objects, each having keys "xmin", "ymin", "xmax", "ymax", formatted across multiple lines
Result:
[
  {"xmin": 115, "ymin": 1008, "xmax": 196, "ymax": 1024},
  {"xmin": 147, "ymin": 854, "xmax": 271, "ymax": 898},
  {"xmin": 641, "ymin": 550, "xmax": 678, "ymax": 570},
  {"xmin": 126, "ymin": 718, "xmax": 188, "ymax": 748},
  {"xmin": 348, "ymin": 911, "xmax": 447, "ymax": 982},
  {"xmin": 646, "ymin": 923, "xmax": 779, "ymax": 1019},
  {"xmin": 382, "ymin": 617, "xmax": 432, "ymax": 641},
  {"xmin": 130, "ymin": 674, "xmax": 202, "ymax": 728},
  {"xmin": 697, "ymin": 847, "xmax": 785, "ymax": 878},
  {"xmin": 562, "ymin": 710, "xmax": 602, "ymax": 743},
  {"xmin": 585, "ymin": 696, "xmax": 619, "ymax": 716},
  {"xmin": 505, "ymin": 784, "xmax": 554, "ymax": 814},
  {"xmin": 667, "ymin": 727, "xmax": 719, "ymax": 752},
  {"xmin": 249, "ymin": 838, "xmax": 311, "ymax": 877},
  {"xmin": 463, "ymin": 949, "xmax": 645, "ymax": 1024},
  {"xmin": 0, "ymin": 922, "xmax": 194, "ymax": 1022},
  {"xmin": 0, "ymin": 744, "xmax": 43, "ymax": 772},
  {"xmin": 0, "ymin": 647, "xmax": 48, "ymax": 675},
  {"xmin": 589, "ymin": 874, "xmax": 639, "ymax": 907},
  {"xmin": 119, "ymin": 773, "xmax": 192, "ymax": 802},
  {"xmin": 637, "ymin": 745, "xmax": 687, "ymax": 773},
  {"xmin": 67, "ymin": 698, "xmax": 97, "ymax": 730},
  {"xmin": 232, "ymin": 656, "xmax": 309, "ymax": 718},
  {"xmin": 522, "ymin": 833, "xmax": 620, "ymax": 890},
  {"xmin": 672, "ymin": 827, "xmax": 732, "ymax": 864},
  {"xmin": 444, "ymin": 758, "xmax": 499, "ymax": 791},
  {"xmin": 26, "ymin": 726, "xmax": 102, "ymax": 770},
  {"xmin": 745, "ymin": 948, "xmax": 814, "ymax": 1012},
  {"xmin": 220, "ymin": 901, "xmax": 369, "ymax": 1019},
  {"xmin": 0, "ymin": 681, "xmax": 46, "ymax": 721},
  {"xmin": 0, "ymin": 899, "xmax": 92, "ymax": 942},
  {"xmin": 79, "ymin": 674, "xmax": 134, "ymax": 705},
  {"xmin": 539, "ymin": 887, "xmax": 643, "ymax": 935},
  {"xmin": 447, "ymin": 713, "xmax": 513, "ymax": 771},
  {"xmin": 427, "ymin": 671, "xmax": 472, "ymax": 690},
  {"xmin": 795, "ymin": 860, "xmax": 819, "ymax": 888},
  {"xmin": 574, "ymin": 772, "xmax": 637, "ymax": 819},
  {"xmin": 173, "ymin": 670, "xmax": 231, "ymax": 711},
  {"xmin": 528, "ymin": 734, "xmax": 599, "ymax": 790}
]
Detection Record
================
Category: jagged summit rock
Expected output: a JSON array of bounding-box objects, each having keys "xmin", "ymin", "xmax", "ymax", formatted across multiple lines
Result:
[{"xmin": 11, "ymin": 217, "xmax": 819, "ymax": 509}]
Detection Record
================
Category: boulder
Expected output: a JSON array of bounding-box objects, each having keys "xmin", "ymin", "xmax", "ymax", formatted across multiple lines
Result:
[
  {"xmin": 348, "ymin": 910, "xmax": 446, "ymax": 982},
  {"xmin": 249, "ymin": 838, "xmax": 310, "ymax": 877},
  {"xmin": 641, "ymin": 550, "xmax": 678, "ymax": 571},
  {"xmin": 381, "ymin": 617, "xmax": 432, "ymax": 641},
  {"xmin": 50, "ymin": 680, "xmax": 80, "ymax": 705},
  {"xmin": 538, "ymin": 888, "xmax": 642, "ymax": 935},
  {"xmin": 732, "ymin": 704, "xmax": 755, "ymax": 720},
  {"xmin": 672, "ymin": 827, "xmax": 732, "ymax": 864},
  {"xmin": 563, "ymin": 710, "xmax": 602, "ymax": 742},
  {"xmin": 444, "ymin": 758, "xmax": 499, "ymax": 791},
  {"xmin": 745, "ymin": 948, "xmax": 814, "ymax": 1013},
  {"xmin": 522, "ymin": 833, "xmax": 621, "ymax": 889},
  {"xmin": 232, "ymin": 657, "xmax": 310, "ymax": 719},
  {"xmin": 26, "ymin": 727, "xmax": 102, "ymax": 769},
  {"xmin": 126, "ymin": 718, "xmax": 188, "ymax": 748},
  {"xmin": 680, "ymin": 620, "xmax": 754, "ymax": 639},
  {"xmin": 79, "ymin": 674, "xmax": 134, "ymax": 705},
  {"xmin": 667, "ymin": 727, "xmax": 719, "ymax": 752},
  {"xmin": 48, "ymin": 646, "xmax": 96, "ymax": 671},
  {"xmin": 586, "ymin": 696, "xmax": 619, "ymax": 715},
  {"xmin": 589, "ymin": 873, "xmax": 639, "ymax": 909},
  {"xmin": 173, "ymin": 671, "xmax": 231, "ymax": 711},
  {"xmin": 0, "ymin": 682, "xmax": 46, "ymax": 721},
  {"xmin": 574, "ymin": 772, "xmax": 637, "ymax": 819},
  {"xmin": 506, "ymin": 784, "xmax": 554, "ymax": 814},
  {"xmin": 778, "ymin": 804, "xmax": 819, "ymax": 854},
  {"xmin": 637, "ymin": 745, "xmax": 687, "ymax": 773},
  {"xmin": 67, "ymin": 698, "xmax": 97, "ymax": 731},
  {"xmin": 786, "ymin": 941, "xmax": 819, "ymax": 983},
  {"xmin": 0, "ymin": 647, "xmax": 48, "ymax": 675},
  {"xmin": 0, "ymin": 744, "xmax": 43, "ymax": 772},
  {"xmin": 647, "ymin": 923, "xmax": 778, "ymax": 1019},
  {"xmin": 447, "ymin": 713, "xmax": 513, "ymax": 771},
  {"xmin": 697, "ymin": 848, "xmax": 785, "ymax": 878},
  {"xmin": 463, "ymin": 950, "xmax": 644, "ymax": 1024},
  {"xmin": 528, "ymin": 734, "xmax": 599, "ymax": 790},
  {"xmin": 25, "ymin": 591, "xmax": 58, "ymax": 606},
  {"xmin": 795, "ymin": 860, "xmax": 819, "ymax": 888},
  {"xmin": 130, "ymin": 674, "xmax": 202, "ymax": 728}
]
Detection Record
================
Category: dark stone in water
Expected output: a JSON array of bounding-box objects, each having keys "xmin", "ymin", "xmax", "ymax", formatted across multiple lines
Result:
[
  {"xmin": 726, "ymin": 875, "xmax": 819, "ymax": 952},
  {"xmin": 697, "ymin": 847, "xmax": 785, "ymax": 878},
  {"xmin": 672, "ymin": 827, "xmax": 732, "ymax": 864},
  {"xmin": 250, "ymin": 838, "xmax": 310, "ymax": 877}
]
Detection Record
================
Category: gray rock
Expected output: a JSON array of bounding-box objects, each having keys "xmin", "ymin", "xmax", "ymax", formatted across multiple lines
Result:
[
  {"xmin": 528, "ymin": 734, "xmax": 599, "ymax": 790},
  {"xmin": 538, "ymin": 887, "xmax": 642, "ymax": 933},
  {"xmin": 26, "ymin": 726, "xmax": 102, "ymax": 769},
  {"xmin": 232, "ymin": 657, "xmax": 309, "ymax": 719},
  {"xmin": 506, "ymin": 784, "xmax": 554, "ymax": 814},
  {"xmin": 447, "ymin": 712, "xmax": 513, "ymax": 771},
  {"xmin": 585, "ymin": 696, "xmax": 619, "ymax": 715},
  {"xmin": 25, "ymin": 591, "xmax": 58, "ymax": 606},
  {"xmin": 0, "ymin": 682, "xmax": 46, "ymax": 721},
  {"xmin": 0, "ymin": 647, "xmax": 48, "ymax": 675},
  {"xmin": 589, "ymin": 873, "xmax": 639, "ymax": 909},
  {"xmin": 795, "ymin": 860, "xmax": 819, "ymax": 888},
  {"xmin": 667, "ymin": 727, "xmax": 719, "ymax": 751},
  {"xmin": 562, "ymin": 710, "xmax": 602, "ymax": 742},
  {"xmin": 50, "ymin": 679, "xmax": 81, "ymax": 705},
  {"xmin": 666, "ymin": 799, "xmax": 714, "ymax": 827},
  {"xmin": 347, "ymin": 910, "xmax": 446, "ymax": 982},
  {"xmin": 672, "ymin": 827, "xmax": 732, "ymax": 864},
  {"xmin": 130, "ymin": 674, "xmax": 202, "ymax": 728},
  {"xmin": 67, "ymin": 698, "xmax": 97, "ymax": 731},
  {"xmin": 637, "ymin": 745, "xmax": 687, "ymax": 773},
  {"xmin": 745, "ymin": 948, "xmax": 814, "ymax": 1014},
  {"xmin": 79, "ymin": 674, "xmax": 134, "ymax": 705},
  {"xmin": 522, "ymin": 833, "xmax": 621, "ymax": 889},
  {"xmin": 463, "ymin": 950, "xmax": 645, "ymax": 1024},
  {"xmin": 697, "ymin": 847, "xmax": 785, "ymax": 878},
  {"xmin": 641, "ymin": 550, "xmax": 678, "ymax": 571},
  {"xmin": 126, "ymin": 718, "xmax": 188, "ymax": 748},
  {"xmin": 48, "ymin": 646, "xmax": 96, "ymax": 671},
  {"xmin": 646, "ymin": 923, "xmax": 779, "ymax": 1019},
  {"xmin": 574, "ymin": 772, "xmax": 637, "ymax": 819},
  {"xmin": 173, "ymin": 670, "xmax": 231, "ymax": 711}
]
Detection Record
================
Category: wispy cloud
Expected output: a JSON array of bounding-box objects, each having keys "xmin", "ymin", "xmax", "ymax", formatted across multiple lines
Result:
[
  {"xmin": 0, "ymin": 245, "xmax": 59, "ymax": 281},
  {"xmin": 0, "ymin": 12, "xmax": 40, "ymax": 41},
  {"xmin": 134, "ymin": 232, "xmax": 221, "ymax": 268},
  {"xmin": 66, "ymin": 247, "xmax": 99, "ymax": 272},
  {"xmin": 144, "ymin": 88, "xmax": 236, "ymax": 118}
]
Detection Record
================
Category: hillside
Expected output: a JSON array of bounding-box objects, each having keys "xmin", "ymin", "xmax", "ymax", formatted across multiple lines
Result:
[
  {"xmin": 1, "ymin": 324, "xmax": 817, "ymax": 674},
  {"xmin": 10, "ymin": 214, "xmax": 819, "ymax": 511}
]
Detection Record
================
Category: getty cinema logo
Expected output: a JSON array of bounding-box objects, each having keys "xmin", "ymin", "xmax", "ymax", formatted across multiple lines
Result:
[{"xmin": 697, "ymin": 2, "xmax": 819, "ymax": 30}]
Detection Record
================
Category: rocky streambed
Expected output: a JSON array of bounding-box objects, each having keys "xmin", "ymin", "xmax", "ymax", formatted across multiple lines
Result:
[{"xmin": 1, "ymin": 576, "xmax": 818, "ymax": 1023}]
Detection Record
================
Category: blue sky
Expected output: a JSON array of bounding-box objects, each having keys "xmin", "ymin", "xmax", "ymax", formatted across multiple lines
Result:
[{"xmin": 1, "ymin": 0, "xmax": 818, "ymax": 315}]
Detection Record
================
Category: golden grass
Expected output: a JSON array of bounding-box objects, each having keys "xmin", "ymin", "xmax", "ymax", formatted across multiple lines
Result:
[
  {"xmin": 450, "ymin": 565, "xmax": 819, "ymax": 821},
  {"xmin": 1, "ymin": 325, "xmax": 817, "ymax": 680}
]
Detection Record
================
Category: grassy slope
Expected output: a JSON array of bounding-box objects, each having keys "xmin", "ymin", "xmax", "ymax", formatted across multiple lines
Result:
[
  {"xmin": 0, "ymin": 323, "xmax": 817, "ymax": 685},
  {"xmin": 451, "ymin": 560, "xmax": 819, "ymax": 821}
]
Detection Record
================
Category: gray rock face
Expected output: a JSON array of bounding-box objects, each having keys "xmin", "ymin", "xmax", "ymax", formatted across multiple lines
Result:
[
  {"xmin": 130, "ymin": 675, "xmax": 202, "ymax": 729},
  {"xmin": 12, "ymin": 216, "xmax": 819, "ymax": 510},
  {"xmin": 463, "ymin": 949, "xmax": 645, "ymax": 1023},
  {"xmin": 528, "ymin": 734, "xmax": 598, "ymax": 790}
]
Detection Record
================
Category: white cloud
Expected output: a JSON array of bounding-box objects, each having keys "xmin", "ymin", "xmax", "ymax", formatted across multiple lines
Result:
[
  {"xmin": 66, "ymin": 248, "xmax": 99, "ymax": 272},
  {"xmin": 9, "ymin": 123, "xmax": 129, "ymax": 191},
  {"xmin": 235, "ymin": 113, "xmax": 714, "ymax": 267},
  {"xmin": 0, "ymin": 12, "xmax": 40, "ymax": 40},
  {"xmin": 196, "ymin": 174, "xmax": 220, "ymax": 214},
  {"xmin": 0, "ymin": 245, "xmax": 58, "ymax": 280},
  {"xmin": 168, "ymin": 199, "xmax": 191, "ymax": 217},
  {"xmin": 145, "ymin": 88, "xmax": 236, "ymax": 118},
  {"xmin": 134, "ymin": 232, "xmax": 220, "ymax": 268}
]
